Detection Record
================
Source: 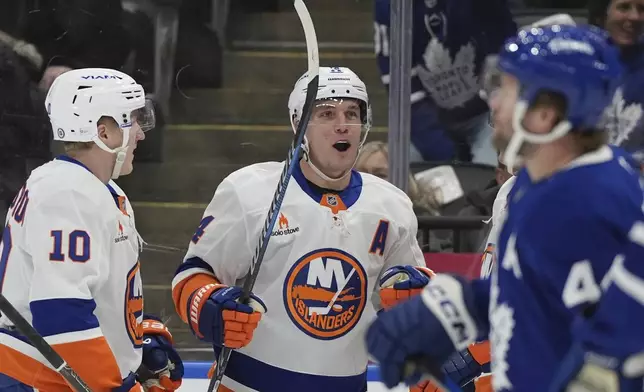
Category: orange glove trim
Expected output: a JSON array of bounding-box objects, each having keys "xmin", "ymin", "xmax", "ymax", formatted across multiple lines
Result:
[
  {"xmin": 142, "ymin": 319, "xmax": 174, "ymax": 345},
  {"xmin": 468, "ymin": 341, "xmax": 491, "ymax": 365},
  {"xmin": 172, "ymin": 273, "xmax": 220, "ymax": 323}
]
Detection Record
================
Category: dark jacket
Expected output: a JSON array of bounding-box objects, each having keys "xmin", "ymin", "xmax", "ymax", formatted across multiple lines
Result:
[{"xmin": 456, "ymin": 179, "xmax": 500, "ymax": 252}]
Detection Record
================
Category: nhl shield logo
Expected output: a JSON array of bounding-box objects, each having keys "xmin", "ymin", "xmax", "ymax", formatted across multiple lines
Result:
[
  {"xmin": 283, "ymin": 248, "xmax": 367, "ymax": 340},
  {"xmin": 325, "ymin": 195, "xmax": 338, "ymax": 207}
]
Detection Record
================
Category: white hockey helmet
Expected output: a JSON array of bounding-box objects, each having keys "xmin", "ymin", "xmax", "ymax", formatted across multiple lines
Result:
[
  {"xmin": 45, "ymin": 68, "xmax": 155, "ymax": 179},
  {"xmin": 287, "ymin": 66, "xmax": 372, "ymax": 182}
]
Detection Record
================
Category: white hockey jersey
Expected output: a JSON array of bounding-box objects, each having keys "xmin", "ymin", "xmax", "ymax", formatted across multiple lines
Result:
[
  {"xmin": 172, "ymin": 161, "xmax": 426, "ymax": 392},
  {"xmin": 0, "ymin": 156, "xmax": 144, "ymax": 391},
  {"xmin": 479, "ymin": 176, "xmax": 515, "ymax": 278}
]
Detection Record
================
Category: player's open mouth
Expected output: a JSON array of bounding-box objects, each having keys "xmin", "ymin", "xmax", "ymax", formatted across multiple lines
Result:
[{"xmin": 333, "ymin": 141, "xmax": 351, "ymax": 152}]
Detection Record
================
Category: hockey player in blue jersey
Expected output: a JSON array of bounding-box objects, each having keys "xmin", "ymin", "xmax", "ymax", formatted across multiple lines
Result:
[{"xmin": 366, "ymin": 24, "xmax": 644, "ymax": 391}]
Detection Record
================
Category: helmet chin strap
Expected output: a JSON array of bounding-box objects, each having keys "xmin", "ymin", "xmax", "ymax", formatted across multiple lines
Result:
[
  {"xmin": 503, "ymin": 101, "xmax": 572, "ymax": 173},
  {"xmin": 93, "ymin": 127, "xmax": 131, "ymax": 180}
]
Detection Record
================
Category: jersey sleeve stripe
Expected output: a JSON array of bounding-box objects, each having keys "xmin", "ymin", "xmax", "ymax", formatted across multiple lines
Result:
[
  {"xmin": 605, "ymin": 255, "xmax": 644, "ymax": 306},
  {"xmin": 175, "ymin": 256, "xmax": 215, "ymax": 277},
  {"xmin": 30, "ymin": 298, "xmax": 99, "ymax": 337},
  {"xmin": 628, "ymin": 221, "xmax": 644, "ymax": 247},
  {"xmin": 0, "ymin": 342, "xmax": 69, "ymax": 390},
  {"xmin": 172, "ymin": 267, "xmax": 214, "ymax": 291},
  {"xmin": 44, "ymin": 327, "xmax": 102, "ymax": 346},
  {"xmin": 0, "ymin": 330, "xmax": 122, "ymax": 390},
  {"xmin": 1, "ymin": 329, "xmax": 55, "ymax": 370},
  {"xmin": 52, "ymin": 336, "xmax": 123, "ymax": 389}
]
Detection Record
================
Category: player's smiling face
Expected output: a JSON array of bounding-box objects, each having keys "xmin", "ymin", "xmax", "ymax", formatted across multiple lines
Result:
[
  {"xmin": 605, "ymin": 0, "xmax": 644, "ymax": 47},
  {"xmin": 306, "ymin": 98, "xmax": 363, "ymax": 177}
]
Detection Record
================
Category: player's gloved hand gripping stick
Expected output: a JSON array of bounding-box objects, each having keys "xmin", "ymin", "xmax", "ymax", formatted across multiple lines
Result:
[{"xmin": 207, "ymin": 1, "xmax": 319, "ymax": 391}]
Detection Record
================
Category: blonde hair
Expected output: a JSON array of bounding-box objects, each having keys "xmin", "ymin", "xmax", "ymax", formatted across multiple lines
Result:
[{"xmin": 357, "ymin": 141, "xmax": 440, "ymax": 215}]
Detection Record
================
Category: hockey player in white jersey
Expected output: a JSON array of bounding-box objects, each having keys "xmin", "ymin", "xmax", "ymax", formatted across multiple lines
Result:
[
  {"xmin": 0, "ymin": 68, "xmax": 183, "ymax": 391},
  {"xmin": 171, "ymin": 66, "xmax": 439, "ymax": 391},
  {"xmin": 367, "ymin": 24, "xmax": 644, "ymax": 392}
]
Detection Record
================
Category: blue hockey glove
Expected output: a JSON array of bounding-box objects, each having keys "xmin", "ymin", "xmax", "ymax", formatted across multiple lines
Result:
[
  {"xmin": 136, "ymin": 317, "xmax": 184, "ymax": 391},
  {"xmin": 113, "ymin": 372, "xmax": 142, "ymax": 391},
  {"xmin": 367, "ymin": 274, "xmax": 481, "ymax": 390},
  {"xmin": 549, "ymin": 344, "xmax": 644, "ymax": 392},
  {"xmin": 411, "ymin": 345, "xmax": 490, "ymax": 392},
  {"xmin": 443, "ymin": 347, "xmax": 488, "ymax": 387},
  {"xmin": 380, "ymin": 266, "xmax": 435, "ymax": 310},
  {"xmin": 187, "ymin": 283, "xmax": 266, "ymax": 348}
]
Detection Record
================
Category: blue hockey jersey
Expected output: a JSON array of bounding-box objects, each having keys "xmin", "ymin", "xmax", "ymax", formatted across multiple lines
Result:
[
  {"xmin": 603, "ymin": 43, "xmax": 644, "ymax": 165},
  {"xmin": 488, "ymin": 146, "xmax": 644, "ymax": 391},
  {"xmin": 373, "ymin": 0, "xmax": 516, "ymax": 125}
]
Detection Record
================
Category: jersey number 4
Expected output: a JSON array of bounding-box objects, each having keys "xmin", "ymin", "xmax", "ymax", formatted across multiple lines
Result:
[{"xmin": 562, "ymin": 260, "xmax": 601, "ymax": 309}]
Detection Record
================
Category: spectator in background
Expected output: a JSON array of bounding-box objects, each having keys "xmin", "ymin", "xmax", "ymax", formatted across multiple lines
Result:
[
  {"xmin": 21, "ymin": 0, "xmax": 133, "ymax": 76},
  {"xmin": 356, "ymin": 141, "xmax": 455, "ymax": 253},
  {"xmin": 355, "ymin": 141, "xmax": 441, "ymax": 216},
  {"xmin": 374, "ymin": 0, "xmax": 517, "ymax": 165},
  {"xmin": 0, "ymin": 39, "xmax": 50, "ymax": 220},
  {"xmin": 457, "ymin": 151, "xmax": 513, "ymax": 252},
  {"xmin": 588, "ymin": 0, "xmax": 644, "ymax": 165}
]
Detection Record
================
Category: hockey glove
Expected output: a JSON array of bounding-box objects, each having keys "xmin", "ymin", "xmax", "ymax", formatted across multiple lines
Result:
[
  {"xmin": 136, "ymin": 317, "xmax": 184, "ymax": 391},
  {"xmin": 380, "ymin": 266, "xmax": 435, "ymax": 310},
  {"xmin": 411, "ymin": 344, "xmax": 490, "ymax": 392},
  {"xmin": 113, "ymin": 372, "xmax": 143, "ymax": 392},
  {"xmin": 549, "ymin": 344, "xmax": 644, "ymax": 392},
  {"xmin": 188, "ymin": 283, "xmax": 266, "ymax": 348},
  {"xmin": 367, "ymin": 274, "xmax": 481, "ymax": 389}
]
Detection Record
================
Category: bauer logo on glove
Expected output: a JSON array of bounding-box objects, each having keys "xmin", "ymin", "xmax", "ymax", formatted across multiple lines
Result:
[
  {"xmin": 379, "ymin": 265, "xmax": 435, "ymax": 310},
  {"xmin": 187, "ymin": 282, "xmax": 267, "ymax": 349}
]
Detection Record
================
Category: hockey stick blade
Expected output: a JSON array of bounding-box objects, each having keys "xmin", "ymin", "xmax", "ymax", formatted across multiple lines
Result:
[
  {"xmin": 208, "ymin": 1, "xmax": 319, "ymax": 391},
  {"xmin": 404, "ymin": 355, "xmax": 461, "ymax": 392},
  {"xmin": 0, "ymin": 294, "xmax": 91, "ymax": 392}
]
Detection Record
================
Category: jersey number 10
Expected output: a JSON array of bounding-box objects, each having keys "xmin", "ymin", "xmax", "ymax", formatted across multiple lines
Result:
[{"xmin": 50, "ymin": 230, "xmax": 91, "ymax": 263}]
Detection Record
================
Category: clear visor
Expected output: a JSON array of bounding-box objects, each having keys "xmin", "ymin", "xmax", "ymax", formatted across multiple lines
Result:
[
  {"xmin": 479, "ymin": 55, "xmax": 502, "ymax": 103},
  {"xmin": 130, "ymin": 98, "xmax": 156, "ymax": 132},
  {"xmin": 308, "ymin": 98, "xmax": 370, "ymax": 131}
]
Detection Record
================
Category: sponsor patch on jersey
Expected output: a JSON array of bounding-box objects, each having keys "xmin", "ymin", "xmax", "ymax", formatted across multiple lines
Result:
[
  {"xmin": 125, "ymin": 262, "xmax": 144, "ymax": 347},
  {"xmin": 115, "ymin": 221, "xmax": 129, "ymax": 243},
  {"xmin": 283, "ymin": 248, "xmax": 367, "ymax": 340},
  {"xmin": 272, "ymin": 213, "xmax": 299, "ymax": 237}
]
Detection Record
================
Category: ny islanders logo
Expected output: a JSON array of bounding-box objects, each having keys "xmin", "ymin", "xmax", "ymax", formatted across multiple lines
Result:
[
  {"xmin": 125, "ymin": 262, "xmax": 144, "ymax": 347},
  {"xmin": 283, "ymin": 248, "xmax": 367, "ymax": 340}
]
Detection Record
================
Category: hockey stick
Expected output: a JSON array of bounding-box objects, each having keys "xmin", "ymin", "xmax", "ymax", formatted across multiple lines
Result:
[
  {"xmin": 207, "ymin": 1, "xmax": 319, "ymax": 391},
  {"xmin": 0, "ymin": 294, "xmax": 91, "ymax": 392}
]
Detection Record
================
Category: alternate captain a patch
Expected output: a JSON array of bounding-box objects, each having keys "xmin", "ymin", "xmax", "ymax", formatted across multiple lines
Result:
[{"xmin": 283, "ymin": 248, "xmax": 367, "ymax": 340}]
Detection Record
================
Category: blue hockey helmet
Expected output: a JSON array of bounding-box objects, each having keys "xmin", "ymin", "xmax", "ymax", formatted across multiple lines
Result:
[{"xmin": 494, "ymin": 24, "xmax": 622, "ymax": 169}]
